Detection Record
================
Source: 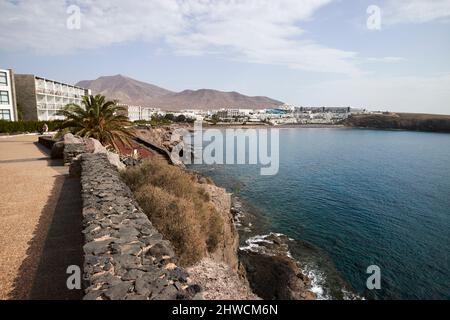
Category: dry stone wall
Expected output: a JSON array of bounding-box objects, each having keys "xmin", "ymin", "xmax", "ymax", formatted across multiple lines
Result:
[{"xmin": 80, "ymin": 153, "xmax": 200, "ymax": 300}]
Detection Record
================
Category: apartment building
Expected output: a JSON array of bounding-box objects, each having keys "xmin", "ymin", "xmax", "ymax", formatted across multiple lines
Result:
[
  {"xmin": 0, "ymin": 69, "xmax": 18, "ymax": 121},
  {"xmin": 119, "ymin": 104, "xmax": 161, "ymax": 121},
  {"xmin": 124, "ymin": 105, "xmax": 141, "ymax": 121},
  {"xmin": 216, "ymin": 109, "xmax": 241, "ymax": 119},
  {"xmin": 14, "ymin": 74, "xmax": 90, "ymax": 121}
]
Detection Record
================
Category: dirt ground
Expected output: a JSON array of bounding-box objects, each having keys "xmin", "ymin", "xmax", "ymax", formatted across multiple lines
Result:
[
  {"xmin": 0, "ymin": 135, "xmax": 82, "ymax": 299},
  {"xmin": 187, "ymin": 258, "xmax": 260, "ymax": 300}
]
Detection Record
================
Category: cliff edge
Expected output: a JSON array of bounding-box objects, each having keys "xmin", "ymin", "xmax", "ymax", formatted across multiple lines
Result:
[{"xmin": 344, "ymin": 113, "xmax": 450, "ymax": 133}]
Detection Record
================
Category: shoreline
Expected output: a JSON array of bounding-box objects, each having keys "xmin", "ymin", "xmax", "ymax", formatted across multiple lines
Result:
[
  {"xmin": 135, "ymin": 126, "xmax": 339, "ymax": 300},
  {"xmin": 232, "ymin": 194, "xmax": 362, "ymax": 300},
  {"xmin": 160, "ymin": 124, "xmax": 450, "ymax": 300},
  {"xmin": 148, "ymin": 122, "xmax": 450, "ymax": 134},
  {"xmin": 183, "ymin": 168, "xmax": 320, "ymax": 299},
  {"xmin": 135, "ymin": 126, "xmax": 360, "ymax": 300},
  {"xmin": 203, "ymin": 123, "xmax": 346, "ymax": 129},
  {"xmin": 230, "ymin": 197, "xmax": 317, "ymax": 300}
]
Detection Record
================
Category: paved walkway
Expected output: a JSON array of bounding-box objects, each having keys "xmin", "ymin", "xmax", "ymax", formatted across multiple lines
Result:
[{"xmin": 0, "ymin": 135, "xmax": 83, "ymax": 299}]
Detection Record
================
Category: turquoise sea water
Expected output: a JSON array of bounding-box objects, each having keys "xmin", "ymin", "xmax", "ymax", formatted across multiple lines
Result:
[{"xmin": 190, "ymin": 128, "xmax": 450, "ymax": 299}]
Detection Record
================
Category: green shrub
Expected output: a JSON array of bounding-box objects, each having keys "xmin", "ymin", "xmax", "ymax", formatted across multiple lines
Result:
[
  {"xmin": 121, "ymin": 159, "xmax": 224, "ymax": 266},
  {"xmin": 133, "ymin": 114, "xmax": 195, "ymax": 126},
  {"xmin": 0, "ymin": 120, "xmax": 63, "ymax": 134}
]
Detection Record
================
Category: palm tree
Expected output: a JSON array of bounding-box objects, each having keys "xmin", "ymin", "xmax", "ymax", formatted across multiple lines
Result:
[{"xmin": 57, "ymin": 94, "xmax": 134, "ymax": 151}]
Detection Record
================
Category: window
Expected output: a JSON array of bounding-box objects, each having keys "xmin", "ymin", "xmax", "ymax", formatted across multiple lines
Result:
[
  {"xmin": 0, "ymin": 91, "xmax": 9, "ymax": 104},
  {"xmin": 0, "ymin": 109, "xmax": 11, "ymax": 121},
  {"xmin": 0, "ymin": 72, "xmax": 7, "ymax": 86}
]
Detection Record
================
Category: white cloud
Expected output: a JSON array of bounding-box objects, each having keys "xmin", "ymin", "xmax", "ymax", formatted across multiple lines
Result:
[
  {"xmin": 366, "ymin": 57, "xmax": 406, "ymax": 63},
  {"xmin": 0, "ymin": 0, "xmax": 361, "ymax": 75},
  {"xmin": 383, "ymin": 0, "xmax": 450, "ymax": 25},
  {"xmin": 166, "ymin": 0, "xmax": 359, "ymax": 75},
  {"xmin": 0, "ymin": 0, "xmax": 186, "ymax": 52}
]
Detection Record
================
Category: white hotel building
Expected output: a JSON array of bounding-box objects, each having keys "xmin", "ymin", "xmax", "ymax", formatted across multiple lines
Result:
[
  {"xmin": 0, "ymin": 69, "xmax": 18, "ymax": 121},
  {"xmin": 14, "ymin": 74, "xmax": 90, "ymax": 121},
  {"xmin": 121, "ymin": 104, "xmax": 161, "ymax": 122}
]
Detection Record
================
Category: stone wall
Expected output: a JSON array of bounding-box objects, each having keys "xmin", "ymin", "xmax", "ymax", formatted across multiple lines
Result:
[
  {"xmin": 64, "ymin": 143, "xmax": 86, "ymax": 165},
  {"xmin": 38, "ymin": 136, "xmax": 57, "ymax": 149},
  {"xmin": 79, "ymin": 153, "xmax": 200, "ymax": 300}
]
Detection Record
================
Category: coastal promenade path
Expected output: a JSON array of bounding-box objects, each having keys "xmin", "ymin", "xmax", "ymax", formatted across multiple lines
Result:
[{"xmin": 0, "ymin": 135, "xmax": 83, "ymax": 299}]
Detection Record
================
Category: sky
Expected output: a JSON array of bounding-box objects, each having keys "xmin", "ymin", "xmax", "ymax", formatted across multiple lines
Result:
[{"xmin": 1, "ymin": 0, "xmax": 450, "ymax": 114}]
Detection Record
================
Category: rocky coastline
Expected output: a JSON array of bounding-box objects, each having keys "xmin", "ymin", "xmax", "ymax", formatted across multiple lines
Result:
[
  {"xmin": 179, "ymin": 171, "xmax": 257, "ymax": 300},
  {"xmin": 231, "ymin": 199, "xmax": 317, "ymax": 300},
  {"xmin": 43, "ymin": 125, "xmax": 320, "ymax": 300},
  {"xmin": 135, "ymin": 126, "xmax": 318, "ymax": 300},
  {"xmin": 344, "ymin": 112, "xmax": 450, "ymax": 133},
  {"xmin": 240, "ymin": 243, "xmax": 316, "ymax": 300}
]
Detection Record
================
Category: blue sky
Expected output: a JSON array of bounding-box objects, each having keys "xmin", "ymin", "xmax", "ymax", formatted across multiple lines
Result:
[{"xmin": 1, "ymin": 0, "xmax": 450, "ymax": 114}]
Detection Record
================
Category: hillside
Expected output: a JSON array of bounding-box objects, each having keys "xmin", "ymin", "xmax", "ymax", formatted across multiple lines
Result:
[
  {"xmin": 344, "ymin": 113, "xmax": 450, "ymax": 133},
  {"xmin": 76, "ymin": 75, "xmax": 173, "ymax": 106},
  {"xmin": 154, "ymin": 89, "xmax": 282, "ymax": 110},
  {"xmin": 76, "ymin": 75, "xmax": 283, "ymax": 110}
]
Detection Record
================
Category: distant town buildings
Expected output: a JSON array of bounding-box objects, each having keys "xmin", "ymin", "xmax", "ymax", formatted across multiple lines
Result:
[
  {"xmin": 207, "ymin": 105, "xmax": 369, "ymax": 125},
  {"xmin": 0, "ymin": 69, "xmax": 17, "ymax": 121},
  {"xmin": 14, "ymin": 74, "xmax": 91, "ymax": 121},
  {"xmin": 215, "ymin": 109, "xmax": 244, "ymax": 122},
  {"xmin": 176, "ymin": 110, "xmax": 204, "ymax": 121},
  {"xmin": 1, "ymin": 67, "xmax": 373, "ymax": 124}
]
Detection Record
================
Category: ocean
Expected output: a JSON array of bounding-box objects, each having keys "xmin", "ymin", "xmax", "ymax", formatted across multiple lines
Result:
[{"xmin": 189, "ymin": 128, "xmax": 450, "ymax": 300}]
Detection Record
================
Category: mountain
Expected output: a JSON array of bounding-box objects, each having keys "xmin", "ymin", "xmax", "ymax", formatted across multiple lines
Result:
[
  {"xmin": 76, "ymin": 75, "xmax": 173, "ymax": 106},
  {"xmin": 155, "ymin": 89, "xmax": 282, "ymax": 110},
  {"xmin": 76, "ymin": 75, "xmax": 283, "ymax": 110}
]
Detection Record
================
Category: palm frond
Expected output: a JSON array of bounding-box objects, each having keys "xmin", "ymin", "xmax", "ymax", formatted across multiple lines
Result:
[{"xmin": 57, "ymin": 95, "xmax": 134, "ymax": 152}]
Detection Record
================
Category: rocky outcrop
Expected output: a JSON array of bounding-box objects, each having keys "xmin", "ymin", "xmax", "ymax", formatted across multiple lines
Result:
[
  {"xmin": 239, "ymin": 233, "xmax": 316, "ymax": 300},
  {"xmin": 79, "ymin": 153, "xmax": 200, "ymax": 300},
  {"xmin": 84, "ymin": 137, "xmax": 107, "ymax": 154},
  {"xmin": 201, "ymin": 183, "xmax": 239, "ymax": 271},
  {"xmin": 182, "ymin": 175, "xmax": 260, "ymax": 300},
  {"xmin": 135, "ymin": 126, "xmax": 192, "ymax": 166},
  {"xmin": 344, "ymin": 113, "xmax": 450, "ymax": 133},
  {"xmin": 240, "ymin": 251, "xmax": 315, "ymax": 300},
  {"xmin": 64, "ymin": 133, "xmax": 84, "ymax": 145},
  {"xmin": 187, "ymin": 258, "xmax": 260, "ymax": 300},
  {"xmin": 55, "ymin": 134, "xmax": 126, "ymax": 171}
]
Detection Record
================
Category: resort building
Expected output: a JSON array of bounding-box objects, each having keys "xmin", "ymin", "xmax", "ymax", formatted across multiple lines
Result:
[
  {"xmin": 178, "ymin": 110, "xmax": 204, "ymax": 121},
  {"xmin": 0, "ymin": 69, "xmax": 18, "ymax": 121},
  {"xmin": 216, "ymin": 109, "xmax": 241, "ymax": 119},
  {"xmin": 119, "ymin": 104, "xmax": 161, "ymax": 122},
  {"xmin": 14, "ymin": 74, "xmax": 90, "ymax": 121}
]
